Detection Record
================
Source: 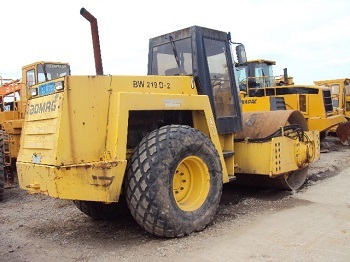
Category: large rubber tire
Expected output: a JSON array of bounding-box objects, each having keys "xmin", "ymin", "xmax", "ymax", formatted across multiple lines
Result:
[
  {"xmin": 0, "ymin": 131, "xmax": 4, "ymax": 202},
  {"xmin": 125, "ymin": 125, "xmax": 223, "ymax": 237},
  {"xmin": 73, "ymin": 197, "xmax": 129, "ymax": 220}
]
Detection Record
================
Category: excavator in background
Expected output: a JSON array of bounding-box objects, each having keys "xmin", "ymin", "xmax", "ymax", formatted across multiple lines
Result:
[
  {"xmin": 314, "ymin": 78, "xmax": 350, "ymax": 144},
  {"xmin": 236, "ymin": 59, "xmax": 350, "ymax": 143},
  {"xmin": 0, "ymin": 62, "xmax": 70, "ymax": 201},
  {"xmin": 16, "ymin": 8, "xmax": 319, "ymax": 237}
]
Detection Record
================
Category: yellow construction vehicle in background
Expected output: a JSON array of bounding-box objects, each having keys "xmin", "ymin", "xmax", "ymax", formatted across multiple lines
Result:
[
  {"xmin": 314, "ymin": 78, "xmax": 350, "ymax": 144},
  {"xmin": 236, "ymin": 59, "xmax": 294, "ymax": 92},
  {"xmin": 236, "ymin": 59, "xmax": 350, "ymax": 142},
  {"xmin": 314, "ymin": 78, "xmax": 350, "ymax": 116},
  {"xmin": 16, "ymin": 8, "xmax": 319, "ymax": 237},
  {"xmin": 0, "ymin": 62, "xmax": 70, "ymax": 201}
]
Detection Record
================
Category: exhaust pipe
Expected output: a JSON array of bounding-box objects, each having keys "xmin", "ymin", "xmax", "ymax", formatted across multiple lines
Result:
[
  {"xmin": 283, "ymin": 68, "xmax": 288, "ymax": 85},
  {"xmin": 80, "ymin": 7, "xmax": 104, "ymax": 75}
]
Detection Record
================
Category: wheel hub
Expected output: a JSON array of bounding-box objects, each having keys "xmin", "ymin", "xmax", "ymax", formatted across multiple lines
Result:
[{"xmin": 173, "ymin": 156, "xmax": 210, "ymax": 211}]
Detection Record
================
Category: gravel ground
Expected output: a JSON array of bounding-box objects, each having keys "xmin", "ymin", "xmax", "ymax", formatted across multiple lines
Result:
[{"xmin": 0, "ymin": 136, "xmax": 349, "ymax": 262}]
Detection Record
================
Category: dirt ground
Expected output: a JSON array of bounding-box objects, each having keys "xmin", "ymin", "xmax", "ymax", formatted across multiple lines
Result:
[{"xmin": 1, "ymin": 136, "xmax": 350, "ymax": 262}]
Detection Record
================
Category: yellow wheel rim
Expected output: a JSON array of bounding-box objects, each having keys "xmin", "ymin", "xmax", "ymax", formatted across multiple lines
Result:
[{"xmin": 173, "ymin": 156, "xmax": 210, "ymax": 211}]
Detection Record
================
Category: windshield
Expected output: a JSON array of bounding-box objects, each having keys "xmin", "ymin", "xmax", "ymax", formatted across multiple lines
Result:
[
  {"xmin": 254, "ymin": 63, "xmax": 273, "ymax": 78},
  {"xmin": 253, "ymin": 63, "xmax": 274, "ymax": 87},
  {"xmin": 150, "ymin": 37, "xmax": 193, "ymax": 76},
  {"xmin": 236, "ymin": 66, "xmax": 248, "ymax": 91},
  {"xmin": 37, "ymin": 63, "xmax": 70, "ymax": 83}
]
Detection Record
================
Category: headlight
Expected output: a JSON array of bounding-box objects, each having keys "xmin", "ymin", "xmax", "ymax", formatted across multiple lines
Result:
[
  {"xmin": 55, "ymin": 81, "xmax": 64, "ymax": 90},
  {"xmin": 31, "ymin": 88, "xmax": 38, "ymax": 96}
]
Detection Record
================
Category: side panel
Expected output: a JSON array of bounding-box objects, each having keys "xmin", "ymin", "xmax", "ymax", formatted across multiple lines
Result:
[
  {"xmin": 56, "ymin": 77, "xmax": 110, "ymax": 165},
  {"xmin": 235, "ymin": 137, "xmax": 299, "ymax": 176},
  {"xmin": 17, "ymin": 161, "xmax": 126, "ymax": 202},
  {"xmin": 241, "ymin": 96, "xmax": 271, "ymax": 112},
  {"xmin": 234, "ymin": 131, "xmax": 319, "ymax": 176},
  {"xmin": 17, "ymin": 93, "xmax": 62, "ymax": 165}
]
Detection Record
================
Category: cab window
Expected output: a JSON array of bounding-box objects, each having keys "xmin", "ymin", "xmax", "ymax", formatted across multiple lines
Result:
[
  {"xmin": 37, "ymin": 63, "xmax": 70, "ymax": 83},
  {"xmin": 26, "ymin": 70, "xmax": 36, "ymax": 86},
  {"xmin": 345, "ymin": 85, "xmax": 350, "ymax": 96},
  {"xmin": 150, "ymin": 38, "xmax": 193, "ymax": 76},
  {"xmin": 254, "ymin": 64, "xmax": 273, "ymax": 87},
  {"xmin": 204, "ymin": 38, "xmax": 236, "ymax": 117},
  {"xmin": 331, "ymin": 84, "xmax": 340, "ymax": 95},
  {"xmin": 236, "ymin": 66, "xmax": 247, "ymax": 91}
]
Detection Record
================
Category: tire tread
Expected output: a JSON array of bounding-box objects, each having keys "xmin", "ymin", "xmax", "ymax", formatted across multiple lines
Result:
[{"xmin": 126, "ymin": 125, "xmax": 222, "ymax": 237}]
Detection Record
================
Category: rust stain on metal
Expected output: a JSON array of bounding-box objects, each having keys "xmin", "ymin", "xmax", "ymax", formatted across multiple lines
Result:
[
  {"xmin": 57, "ymin": 161, "xmax": 118, "ymax": 170},
  {"xmin": 236, "ymin": 110, "xmax": 308, "ymax": 139},
  {"xmin": 91, "ymin": 175, "xmax": 114, "ymax": 187}
]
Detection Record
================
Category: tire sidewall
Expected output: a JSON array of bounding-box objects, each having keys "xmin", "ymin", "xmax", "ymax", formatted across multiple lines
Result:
[
  {"xmin": 168, "ymin": 145, "xmax": 222, "ymax": 230},
  {"xmin": 133, "ymin": 125, "xmax": 222, "ymax": 235}
]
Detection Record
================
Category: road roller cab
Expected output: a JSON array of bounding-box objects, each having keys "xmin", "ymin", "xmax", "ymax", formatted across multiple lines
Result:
[{"xmin": 16, "ymin": 9, "xmax": 320, "ymax": 237}]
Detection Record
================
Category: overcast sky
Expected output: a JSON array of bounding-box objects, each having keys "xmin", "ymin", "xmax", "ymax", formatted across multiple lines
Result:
[{"xmin": 1, "ymin": 0, "xmax": 349, "ymax": 84}]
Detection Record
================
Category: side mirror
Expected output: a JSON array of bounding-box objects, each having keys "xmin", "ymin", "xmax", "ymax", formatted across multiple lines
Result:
[{"xmin": 236, "ymin": 44, "xmax": 247, "ymax": 64}]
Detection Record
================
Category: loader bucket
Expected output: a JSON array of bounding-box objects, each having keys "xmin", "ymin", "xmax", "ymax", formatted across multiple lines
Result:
[{"xmin": 336, "ymin": 121, "xmax": 350, "ymax": 145}]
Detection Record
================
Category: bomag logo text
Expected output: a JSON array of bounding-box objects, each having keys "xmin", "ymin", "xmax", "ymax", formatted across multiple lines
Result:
[
  {"xmin": 242, "ymin": 99, "xmax": 257, "ymax": 104},
  {"xmin": 29, "ymin": 94, "xmax": 59, "ymax": 115}
]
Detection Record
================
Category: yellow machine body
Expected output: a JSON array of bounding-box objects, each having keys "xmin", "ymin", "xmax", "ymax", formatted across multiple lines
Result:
[
  {"xmin": 235, "ymin": 134, "xmax": 319, "ymax": 176},
  {"xmin": 17, "ymin": 75, "xmax": 223, "ymax": 202},
  {"xmin": 235, "ymin": 110, "xmax": 319, "ymax": 176},
  {"xmin": 17, "ymin": 75, "xmax": 318, "ymax": 202}
]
